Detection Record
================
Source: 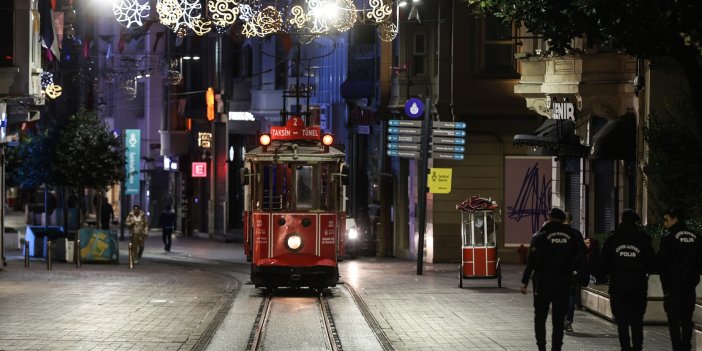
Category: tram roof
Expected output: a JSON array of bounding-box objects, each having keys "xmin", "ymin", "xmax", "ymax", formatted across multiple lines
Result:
[{"xmin": 245, "ymin": 140, "xmax": 345, "ymax": 162}]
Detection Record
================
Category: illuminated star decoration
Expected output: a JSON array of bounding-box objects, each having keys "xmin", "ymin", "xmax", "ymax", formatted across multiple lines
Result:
[
  {"xmin": 407, "ymin": 1, "xmax": 421, "ymax": 23},
  {"xmin": 366, "ymin": 0, "xmax": 391, "ymax": 23},
  {"xmin": 44, "ymin": 84, "xmax": 63, "ymax": 99},
  {"xmin": 113, "ymin": 0, "xmax": 151, "ymax": 28}
]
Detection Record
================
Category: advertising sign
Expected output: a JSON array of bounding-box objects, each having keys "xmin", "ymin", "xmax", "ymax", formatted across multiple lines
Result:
[
  {"xmin": 192, "ymin": 162, "xmax": 207, "ymax": 177},
  {"xmin": 124, "ymin": 129, "xmax": 140, "ymax": 195},
  {"xmin": 428, "ymin": 168, "xmax": 452, "ymax": 194}
]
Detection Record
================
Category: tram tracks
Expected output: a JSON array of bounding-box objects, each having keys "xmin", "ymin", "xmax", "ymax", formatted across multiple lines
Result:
[{"xmin": 247, "ymin": 291, "xmax": 342, "ymax": 351}]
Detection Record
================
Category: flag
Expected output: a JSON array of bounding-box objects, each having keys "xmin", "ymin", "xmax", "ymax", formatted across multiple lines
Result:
[{"xmin": 39, "ymin": 0, "xmax": 60, "ymax": 60}]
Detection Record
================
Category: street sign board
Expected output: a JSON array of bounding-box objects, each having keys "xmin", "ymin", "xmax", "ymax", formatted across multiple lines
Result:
[
  {"xmin": 432, "ymin": 144, "xmax": 465, "ymax": 153},
  {"xmin": 431, "ymin": 152, "xmax": 465, "ymax": 160},
  {"xmin": 388, "ymin": 127, "xmax": 422, "ymax": 135},
  {"xmin": 404, "ymin": 98, "xmax": 424, "ymax": 118},
  {"xmin": 432, "ymin": 129, "xmax": 466, "ymax": 137},
  {"xmin": 432, "ymin": 121, "xmax": 466, "ymax": 129},
  {"xmin": 388, "ymin": 135, "xmax": 422, "ymax": 143},
  {"xmin": 387, "ymin": 150, "xmax": 420, "ymax": 159},
  {"xmin": 389, "ymin": 119, "xmax": 423, "ymax": 127},
  {"xmin": 432, "ymin": 136, "xmax": 465, "ymax": 145},
  {"xmin": 428, "ymin": 168, "xmax": 452, "ymax": 194},
  {"xmin": 125, "ymin": 129, "xmax": 140, "ymax": 195},
  {"xmin": 388, "ymin": 143, "xmax": 421, "ymax": 151}
]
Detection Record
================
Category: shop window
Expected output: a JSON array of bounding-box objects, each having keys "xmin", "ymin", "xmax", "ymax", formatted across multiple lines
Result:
[
  {"xmin": 412, "ymin": 32, "xmax": 426, "ymax": 76},
  {"xmin": 0, "ymin": 4, "xmax": 12, "ymax": 67}
]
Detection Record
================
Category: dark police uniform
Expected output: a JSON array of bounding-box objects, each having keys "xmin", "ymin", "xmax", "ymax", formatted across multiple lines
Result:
[
  {"xmin": 600, "ymin": 222, "xmax": 655, "ymax": 351},
  {"xmin": 522, "ymin": 220, "xmax": 585, "ymax": 351},
  {"xmin": 658, "ymin": 222, "xmax": 702, "ymax": 351}
]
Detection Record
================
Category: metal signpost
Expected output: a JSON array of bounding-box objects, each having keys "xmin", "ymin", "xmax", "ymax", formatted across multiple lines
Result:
[{"xmin": 385, "ymin": 98, "xmax": 469, "ymax": 275}]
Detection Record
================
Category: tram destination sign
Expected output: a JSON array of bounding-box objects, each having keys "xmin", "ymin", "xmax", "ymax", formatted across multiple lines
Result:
[{"xmin": 388, "ymin": 135, "xmax": 422, "ymax": 143}]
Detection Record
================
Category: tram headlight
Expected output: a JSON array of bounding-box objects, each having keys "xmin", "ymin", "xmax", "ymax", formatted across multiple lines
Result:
[
  {"xmin": 347, "ymin": 227, "xmax": 358, "ymax": 240},
  {"xmin": 286, "ymin": 234, "xmax": 303, "ymax": 251}
]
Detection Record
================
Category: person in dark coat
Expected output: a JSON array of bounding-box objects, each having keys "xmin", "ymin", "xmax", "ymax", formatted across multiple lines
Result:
[
  {"xmin": 599, "ymin": 209, "xmax": 656, "ymax": 351},
  {"xmin": 658, "ymin": 208, "xmax": 702, "ymax": 351},
  {"xmin": 100, "ymin": 197, "xmax": 114, "ymax": 230},
  {"xmin": 159, "ymin": 204, "xmax": 177, "ymax": 252},
  {"xmin": 563, "ymin": 211, "xmax": 587, "ymax": 333},
  {"xmin": 521, "ymin": 208, "xmax": 586, "ymax": 351}
]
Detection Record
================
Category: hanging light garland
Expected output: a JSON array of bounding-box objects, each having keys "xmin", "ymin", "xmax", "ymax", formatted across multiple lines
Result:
[
  {"xmin": 40, "ymin": 72, "xmax": 54, "ymax": 89},
  {"xmin": 44, "ymin": 84, "xmax": 63, "ymax": 99},
  {"xmin": 113, "ymin": 0, "xmax": 151, "ymax": 29},
  {"xmin": 116, "ymin": 0, "xmax": 401, "ymax": 40}
]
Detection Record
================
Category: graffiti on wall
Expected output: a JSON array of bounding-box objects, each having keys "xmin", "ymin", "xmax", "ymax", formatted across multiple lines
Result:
[{"xmin": 504, "ymin": 157, "xmax": 552, "ymax": 245}]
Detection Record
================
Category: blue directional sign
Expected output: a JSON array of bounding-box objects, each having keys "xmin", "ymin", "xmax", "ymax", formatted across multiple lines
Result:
[
  {"xmin": 432, "ymin": 129, "xmax": 466, "ymax": 137},
  {"xmin": 432, "ymin": 136, "xmax": 465, "ymax": 145},
  {"xmin": 431, "ymin": 152, "xmax": 465, "ymax": 161},
  {"xmin": 433, "ymin": 121, "xmax": 467, "ymax": 129},
  {"xmin": 404, "ymin": 98, "xmax": 424, "ymax": 119},
  {"xmin": 388, "ymin": 135, "xmax": 422, "ymax": 143},
  {"xmin": 432, "ymin": 145, "xmax": 465, "ymax": 153},
  {"xmin": 389, "ymin": 119, "xmax": 423, "ymax": 127},
  {"xmin": 388, "ymin": 143, "xmax": 421, "ymax": 151},
  {"xmin": 388, "ymin": 127, "xmax": 422, "ymax": 135},
  {"xmin": 387, "ymin": 150, "xmax": 420, "ymax": 159}
]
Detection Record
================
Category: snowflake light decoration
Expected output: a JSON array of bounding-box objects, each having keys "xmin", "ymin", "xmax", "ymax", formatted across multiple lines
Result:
[
  {"xmin": 366, "ymin": 0, "xmax": 391, "ymax": 23},
  {"xmin": 156, "ymin": 0, "xmax": 183, "ymax": 27},
  {"xmin": 208, "ymin": 0, "xmax": 239, "ymax": 27},
  {"xmin": 113, "ymin": 0, "xmax": 151, "ymax": 29}
]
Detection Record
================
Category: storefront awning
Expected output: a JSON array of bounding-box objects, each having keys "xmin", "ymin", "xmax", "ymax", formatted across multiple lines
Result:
[
  {"xmin": 590, "ymin": 116, "xmax": 636, "ymax": 160},
  {"xmin": 513, "ymin": 119, "xmax": 589, "ymax": 157},
  {"xmin": 340, "ymin": 79, "xmax": 374, "ymax": 100}
]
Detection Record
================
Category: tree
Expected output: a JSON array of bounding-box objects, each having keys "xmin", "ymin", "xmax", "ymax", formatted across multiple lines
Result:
[
  {"xmin": 644, "ymin": 98, "xmax": 702, "ymax": 219},
  {"xmin": 52, "ymin": 108, "xmax": 124, "ymax": 192},
  {"xmin": 466, "ymin": 0, "xmax": 702, "ymax": 134}
]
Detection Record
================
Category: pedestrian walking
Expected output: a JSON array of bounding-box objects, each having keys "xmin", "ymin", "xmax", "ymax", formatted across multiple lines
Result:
[
  {"xmin": 658, "ymin": 208, "xmax": 702, "ymax": 351},
  {"xmin": 159, "ymin": 204, "xmax": 176, "ymax": 252},
  {"xmin": 521, "ymin": 208, "xmax": 586, "ymax": 351},
  {"xmin": 563, "ymin": 211, "xmax": 586, "ymax": 333},
  {"xmin": 100, "ymin": 197, "xmax": 114, "ymax": 230},
  {"xmin": 125, "ymin": 205, "xmax": 148, "ymax": 263},
  {"xmin": 599, "ymin": 209, "xmax": 655, "ymax": 351}
]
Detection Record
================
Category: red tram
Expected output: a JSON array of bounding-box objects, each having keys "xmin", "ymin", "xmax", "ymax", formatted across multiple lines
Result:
[{"xmin": 242, "ymin": 116, "xmax": 347, "ymax": 292}]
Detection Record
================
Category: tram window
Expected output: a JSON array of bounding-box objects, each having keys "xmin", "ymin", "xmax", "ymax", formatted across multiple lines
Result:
[
  {"xmin": 295, "ymin": 166, "xmax": 314, "ymax": 210},
  {"xmin": 259, "ymin": 163, "xmax": 291, "ymax": 211}
]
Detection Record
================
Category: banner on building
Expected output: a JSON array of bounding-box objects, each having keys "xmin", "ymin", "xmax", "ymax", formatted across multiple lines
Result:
[
  {"xmin": 504, "ymin": 156, "xmax": 553, "ymax": 246},
  {"xmin": 125, "ymin": 129, "xmax": 140, "ymax": 195}
]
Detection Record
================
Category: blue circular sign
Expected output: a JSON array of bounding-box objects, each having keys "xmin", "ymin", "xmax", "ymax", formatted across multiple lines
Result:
[{"xmin": 404, "ymin": 98, "xmax": 424, "ymax": 119}]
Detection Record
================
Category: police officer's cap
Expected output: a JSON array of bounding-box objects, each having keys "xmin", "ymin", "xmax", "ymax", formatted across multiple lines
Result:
[{"xmin": 548, "ymin": 208, "xmax": 566, "ymax": 221}]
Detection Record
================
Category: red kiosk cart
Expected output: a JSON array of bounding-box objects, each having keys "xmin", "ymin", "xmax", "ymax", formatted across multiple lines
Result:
[{"xmin": 456, "ymin": 196, "xmax": 502, "ymax": 288}]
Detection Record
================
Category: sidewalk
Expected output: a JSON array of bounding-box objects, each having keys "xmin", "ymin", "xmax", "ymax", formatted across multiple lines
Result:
[{"xmin": 0, "ymin": 209, "xmax": 685, "ymax": 350}]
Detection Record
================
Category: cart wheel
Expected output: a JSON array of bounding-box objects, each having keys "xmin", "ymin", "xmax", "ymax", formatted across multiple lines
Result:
[
  {"xmin": 496, "ymin": 258, "xmax": 502, "ymax": 288},
  {"xmin": 458, "ymin": 264, "xmax": 463, "ymax": 289}
]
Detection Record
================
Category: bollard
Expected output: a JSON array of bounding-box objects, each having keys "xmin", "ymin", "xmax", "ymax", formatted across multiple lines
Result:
[
  {"xmin": 75, "ymin": 239, "xmax": 81, "ymax": 268},
  {"xmin": 128, "ymin": 242, "xmax": 133, "ymax": 269},
  {"xmin": 47, "ymin": 241, "xmax": 53, "ymax": 270},
  {"xmin": 24, "ymin": 241, "xmax": 29, "ymax": 268}
]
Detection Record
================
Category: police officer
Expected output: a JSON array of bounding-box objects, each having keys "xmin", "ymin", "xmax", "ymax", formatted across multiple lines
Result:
[
  {"xmin": 658, "ymin": 208, "xmax": 702, "ymax": 351},
  {"xmin": 600, "ymin": 209, "xmax": 655, "ymax": 351},
  {"xmin": 521, "ymin": 208, "xmax": 585, "ymax": 351}
]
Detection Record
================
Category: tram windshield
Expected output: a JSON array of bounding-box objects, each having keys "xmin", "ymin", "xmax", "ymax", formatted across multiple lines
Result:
[{"xmin": 254, "ymin": 161, "xmax": 340, "ymax": 212}]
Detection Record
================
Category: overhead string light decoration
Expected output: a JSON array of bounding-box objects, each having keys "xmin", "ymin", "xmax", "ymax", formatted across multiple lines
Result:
[
  {"xmin": 332, "ymin": 0, "xmax": 357, "ymax": 32},
  {"xmin": 377, "ymin": 21, "xmax": 397, "ymax": 42},
  {"xmin": 254, "ymin": 6, "xmax": 283, "ymax": 36},
  {"xmin": 288, "ymin": 5, "xmax": 310, "ymax": 29},
  {"xmin": 40, "ymin": 71, "xmax": 54, "ymax": 89},
  {"xmin": 156, "ymin": 0, "xmax": 183, "ymax": 27},
  {"xmin": 44, "ymin": 84, "xmax": 63, "ymax": 99},
  {"xmin": 208, "ymin": 0, "xmax": 240, "ymax": 28},
  {"xmin": 113, "ymin": 0, "xmax": 151, "ymax": 28}
]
